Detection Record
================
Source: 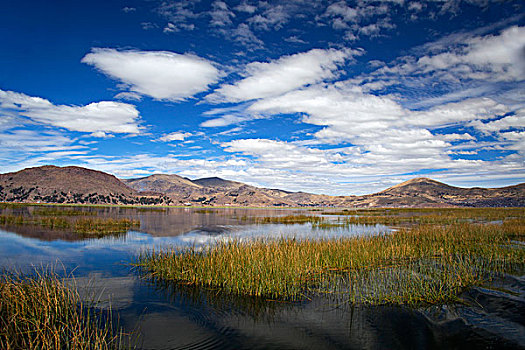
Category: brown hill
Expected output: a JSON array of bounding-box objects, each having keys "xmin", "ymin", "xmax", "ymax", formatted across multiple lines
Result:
[
  {"xmin": 0, "ymin": 165, "xmax": 169, "ymax": 205},
  {"xmin": 124, "ymin": 174, "xmax": 297, "ymax": 206},
  {"xmin": 0, "ymin": 166, "xmax": 523, "ymax": 207},
  {"xmin": 124, "ymin": 174, "xmax": 202, "ymax": 195},
  {"xmin": 347, "ymin": 178, "xmax": 525, "ymax": 208}
]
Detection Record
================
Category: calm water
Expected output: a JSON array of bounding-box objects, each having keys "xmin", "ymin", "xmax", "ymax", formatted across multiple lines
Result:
[{"xmin": 0, "ymin": 206, "xmax": 523, "ymax": 349}]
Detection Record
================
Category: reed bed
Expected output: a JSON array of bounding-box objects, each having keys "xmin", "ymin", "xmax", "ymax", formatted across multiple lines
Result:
[
  {"xmin": 136, "ymin": 220, "xmax": 524, "ymax": 305},
  {"xmin": 246, "ymin": 214, "xmax": 325, "ymax": 225},
  {"xmin": 0, "ymin": 214, "xmax": 139, "ymax": 237},
  {"xmin": 34, "ymin": 208, "xmax": 96, "ymax": 216},
  {"xmin": 0, "ymin": 270, "xmax": 124, "ymax": 349}
]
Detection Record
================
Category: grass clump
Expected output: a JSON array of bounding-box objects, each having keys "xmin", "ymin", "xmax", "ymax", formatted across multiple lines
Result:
[
  {"xmin": 136, "ymin": 220, "xmax": 524, "ymax": 305},
  {"xmin": 0, "ymin": 214, "xmax": 139, "ymax": 237},
  {"xmin": 0, "ymin": 270, "xmax": 125, "ymax": 349},
  {"xmin": 34, "ymin": 207, "xmax": 96, "ymax": 216},
  {"xmin": 248, "ymin": 214, "xmax": 325, "ymax": 225}
]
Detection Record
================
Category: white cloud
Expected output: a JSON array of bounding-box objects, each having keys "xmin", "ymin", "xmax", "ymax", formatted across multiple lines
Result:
[
  {"xmin": 234, "ymin": 2, "xmax": 257, "ymax": 14},
  {"xmin": 158, "ymin": 132, "xmax": 193, "ymax": 142},
  {"xmin": 408, "ymin": 97, "xmax": 508, "ymax": 127},
  {"xmin": 210, "ymin": 1, "xmax": 235, "ymax": 27},
  {"xmin": 156, "ymin": 1, "xmax": 199, "ymax": 32},
  {"xmin": 391, "ymin": 26, "xmax": 525, "ymax": 83},
  {"xmin": 230, "ymin": 23, "xmax": 264, "ymax": 49},
  {"xmin": 207, "ymin": 48, "xmax": 358, "ymax": 103},
  {"xmin": 435, "ymin": 133, "xmax": 476, "ymax": 141},
  {"xmin": 114, "ymin": 92, "xmax": 142, "ymax": 101},
  {"xmin": 82, "ymin": 48, "xmax": 221, "ymax": 101},
  {"xmin": 247, "ymin": 5, "xmax": 288, "ymax": 31},
  {"xmin": 0, "ymin": 89, "xmax": 142, "ymax": 135},
  {"xmin": 470, "ymin": 109, "xmax": 525, "ymax": 134}
]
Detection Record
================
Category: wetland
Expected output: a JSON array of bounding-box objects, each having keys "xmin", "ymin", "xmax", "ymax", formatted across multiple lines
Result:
[{"xmin": 0, "ymin": 204, "xmax": 523, "ymax": 349}]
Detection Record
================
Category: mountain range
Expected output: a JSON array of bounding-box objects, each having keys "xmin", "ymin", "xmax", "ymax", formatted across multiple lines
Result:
[{"xmin": 0, "ymin": 165, "xmax": 523, "ymax": 207}]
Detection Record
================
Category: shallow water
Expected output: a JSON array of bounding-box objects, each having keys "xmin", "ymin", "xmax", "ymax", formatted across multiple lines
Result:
[{"xmin": 0, "ymin": 206, "xmax": 523, "ymax": 349}]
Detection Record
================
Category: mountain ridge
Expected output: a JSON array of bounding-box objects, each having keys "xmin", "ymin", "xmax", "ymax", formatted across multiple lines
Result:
[{"xmin": 0, "ymin": 166, "xmax": 523, "ymax": 207}]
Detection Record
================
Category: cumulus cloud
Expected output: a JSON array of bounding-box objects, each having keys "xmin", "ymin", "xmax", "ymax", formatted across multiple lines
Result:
[
  {"xmin": 207, "ymin": 48, "xmax": 358, "ymax": 103},
  {"xmin": 0, "ymin": 89, "xmax": 142, "ymax": 135},
  {"xmin": 82, "ymin": 48, "xmax": 221, "ymax": 101}
]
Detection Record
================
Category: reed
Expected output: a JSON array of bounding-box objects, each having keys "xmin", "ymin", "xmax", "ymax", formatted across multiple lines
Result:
[
  {"xmin": 136, "ymin": 220, "xmax": 524, "ymax": 305},
  {"xmin": 0, "ymin": 270, "xmax": 125, "ymax": 349},
  {"xmin": 0, "ymin": 214, "xmax": 139, "ymax": 237},
  {"xmin": 73, "ymin": 218, "xmax": 140, "ymax": 237},
  {"xmin": 34, "ymin": 208, "xmax": 96, "ymax": 216},
  {"xmin": 249, "ymin": 214, "xmax": 325, "ymax": 224}
]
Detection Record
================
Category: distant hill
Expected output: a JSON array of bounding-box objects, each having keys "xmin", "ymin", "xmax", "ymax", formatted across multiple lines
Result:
[
  {"xmin": 192, "ymin": 177, "xmax": 243, "ymax": 189},
  {"xmin": 0, "ymin": 166, "xmax": 170, "ymax": 205},
  {"xmin": 370, "ymin": 177, "xmax": 525, "ymax": 207},
  {"xmin": 0, "ymin": 166, "xmax": 523, "ymax": 207}
]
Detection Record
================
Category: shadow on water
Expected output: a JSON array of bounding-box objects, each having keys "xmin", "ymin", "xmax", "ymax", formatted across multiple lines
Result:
[{"xmin": 121, "ymin": 271, "xmax": 525, "ymax": 349}]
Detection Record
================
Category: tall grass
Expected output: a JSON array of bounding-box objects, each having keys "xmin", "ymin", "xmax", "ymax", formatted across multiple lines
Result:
[
  {"xmin": 0, "ymin": 270, "xmax": 125, "ymax": 349},
  {"xmin": 250, "ymin": 214, "xmax": 325, "ymax": 224},
  {"xmin": 135, "ymin": 220, "xmax": 524, "ymax": 305},
  {"xmin": 0, "ymin": 214, "xmax": 139, "ymax": 237}
]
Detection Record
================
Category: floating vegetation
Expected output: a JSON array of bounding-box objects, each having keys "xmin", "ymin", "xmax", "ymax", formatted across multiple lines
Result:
[
  {"xmin": 136, "ymin": 218, "xmax": 524, "ymax": 305},
  {"xmin": 136, "ymin": 207, "xmax": 166, "ymax": 213},
  {"xmin": 73, "ymin": 218, "xmax": 140, "ymax": 237},
  {"xmin": 0, "ymin": 214, "xmax": 139, "ymax": 237},
  {"xmin": 322, "ymin": 207, "xmax": 524, "ymax": 226},
  {"xmin": 33, "ymin": 207, "xmax": 96, "ymax": 216},
  {"xmin": 246, "ymin": 214, "xmax": 325, "ymax": 225},
  {"xmin": 0, "ymin": 270, "xmax": 125, "ymax": 349}
]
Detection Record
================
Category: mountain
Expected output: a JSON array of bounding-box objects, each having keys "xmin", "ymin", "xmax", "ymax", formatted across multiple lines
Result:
[
  {"xmin": 0, "ymin": 166, "xmax": 170, "ymax": 205},
  {"xmin": 346, "ymin": 178, "xmax": 525, "ymax": 208},
  {"xmin": 192, "ymin": 177, "xmax": 243, "ymax": 189},
  {"xmin": 124, "ymin": 174, "xmax": 202, "ymax": 195},
  {"xmin": 124, "ymin": 174, "xmax": 297, "ymax": 206},
  {"xmin": 0, "ymin": 166, "xmax": 523, "ymax": 207}
]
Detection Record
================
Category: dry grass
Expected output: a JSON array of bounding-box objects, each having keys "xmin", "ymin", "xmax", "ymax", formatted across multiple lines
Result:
[
  {"xmin": 136, "ymin": 218, "xmax": 524, "ymax": 305},
  {"xmin": 0, "ymin": 270, "xmax": 126, "ymax": 349},
  {"xmin": 0, "ymin": 214, "xmax": 139, "ymax": 237}
]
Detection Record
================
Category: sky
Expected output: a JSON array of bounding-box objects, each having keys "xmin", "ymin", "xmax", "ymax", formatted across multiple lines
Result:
[{"xmin": 0, "ymin": 0, "xmax": 524, "ymax": 195}]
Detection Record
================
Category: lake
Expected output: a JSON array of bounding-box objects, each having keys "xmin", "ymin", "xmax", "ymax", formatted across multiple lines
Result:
[{"xmin": 0, "ymin": 205, "xmax": 523, "ymax": 349}]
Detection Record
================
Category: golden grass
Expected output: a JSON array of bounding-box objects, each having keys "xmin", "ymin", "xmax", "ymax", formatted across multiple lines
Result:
[
  {"xmin": 0, "ymin": 270, "xmax": 125, "ymax": 349},
  {"xmin": 0, "ymin": 214, "xmax": 139, "ymax": 237},
  {"xmin": 136, "ymin": 219, "xmax": 524, "ymax": 305}
]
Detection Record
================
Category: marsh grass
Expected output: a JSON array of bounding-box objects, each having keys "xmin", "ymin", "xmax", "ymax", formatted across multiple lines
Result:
[
  {"xmin": 245, "ymin": 214, "xmax": 325, "ymax": 225},
  {"xmin": 34, "ymin": 208, "xmax": 96, "ymax": 216},
  {"xmin": 323, "ymin": 207, "xmax": 524, "ymax": 225},
  {"xmin": 0, "ymin": 214, "xmax": 139, "ymax": 237},
  {"xmin": 0, "ymin": 270, "xmax": 125, "ymax": 349},
  {"xmin": 136, "ymin": 219, "xmax": 524, "ymax": 305}
]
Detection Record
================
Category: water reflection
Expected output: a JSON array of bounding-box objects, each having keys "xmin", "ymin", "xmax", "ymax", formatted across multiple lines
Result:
[{"xmin": 1, "ymin": 206, "xmax": 522, "ymax": 349}]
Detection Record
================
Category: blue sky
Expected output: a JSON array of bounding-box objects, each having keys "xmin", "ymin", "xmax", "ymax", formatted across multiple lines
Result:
[{"xmin": 0, "ymin": 0, "xmax": 524, "ymax": 195}]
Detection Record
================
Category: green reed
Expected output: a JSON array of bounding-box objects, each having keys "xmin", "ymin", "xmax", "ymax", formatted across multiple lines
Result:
[
  {"xmin": 0, "ymin": 270, "xmax": 126, "ymax": 349},
  {"xmin": 136, "ymin": 219, "xmax": 524, "ymax": 305}
]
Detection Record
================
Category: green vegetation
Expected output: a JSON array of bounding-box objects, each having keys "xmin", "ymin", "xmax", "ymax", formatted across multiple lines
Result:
[
  {"xmin": 0, "ymin": 270, "xmax": 125, "ymax": 349},
  {"xmin": 34, "ymin": 207, "xmax": 96, "ymax": 216},
  {"xmin": 249, "ymin": 214, "xmax": 324, "ymax": 224},
  {"xmin": 0, "ymin": 214, "xmax": 139, "ymax": 237},
  {"xmin": 136, "ymin": 211, "xmax": 524, "ymax": 305},
  {"xmin": 241, "ymin": 208, "xmax": 524, "ymax": 228}
]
